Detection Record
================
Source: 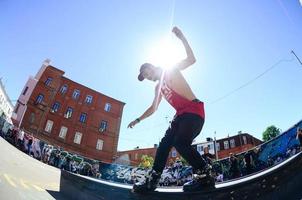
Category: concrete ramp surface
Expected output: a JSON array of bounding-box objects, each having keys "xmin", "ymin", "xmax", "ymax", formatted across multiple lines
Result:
[{"xmin": 60, "ymin": 152, "xmax": 302, "ymax": 200}]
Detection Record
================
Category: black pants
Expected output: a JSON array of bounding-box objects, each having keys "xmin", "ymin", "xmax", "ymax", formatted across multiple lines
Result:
[{"xmin": 152, "ymin": 113, "xmax": 207, "ymax": 174}]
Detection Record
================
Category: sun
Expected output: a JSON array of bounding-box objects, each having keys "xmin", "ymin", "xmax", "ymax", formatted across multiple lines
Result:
[{"xmin": 146, "ymin": 35, "xmax": 185, "ymax": 70}]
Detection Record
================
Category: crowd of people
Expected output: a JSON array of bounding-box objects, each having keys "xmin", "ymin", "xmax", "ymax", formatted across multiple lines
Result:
[
  {"xmin": 1, "ymin": 123, "xmax": 301, "ymax": 187},
  {"xmin": 1, "ymin": 127, "xmax": 101, "ymax": 178}
]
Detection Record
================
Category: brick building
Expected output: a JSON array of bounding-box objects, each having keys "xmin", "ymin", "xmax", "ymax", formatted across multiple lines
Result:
[
  {"xmin": 116, "ymin": 133, "xmax": 262, "ymax": 166},
  {"xmin": 12, "ymin": 60, "xmax": 125, "ymax": 162},
  {"xmin": 117, "ymin": 145, "xmax": 193, "ymax": 167},
  {"xmin": 192, "ymin": 133, "xmax": 262, "ymax": 159},
  {"xmin": 116, "ymin": 146, "xmax": 158, "ymax": 166},
  {"xmin": 213, "ymin": 133, "xmax": 262, "ymax": 159}
]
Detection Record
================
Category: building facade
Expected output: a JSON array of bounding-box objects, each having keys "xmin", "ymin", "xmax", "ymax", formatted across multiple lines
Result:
[
  {"xmin": 12, "ymin": 60, "xmax": 125, "ymax": 162},
  {"xmin": 193, "ymin": 133, "xmax": 262, "ymax": 159},
  {"xmin": 117, "ymin": 145, "xmax": 195, "ymax": 167},
  {"xmin": 117, "ymin": 133, "xmax": 262, "ymax": 166},
  {"xmin": 0, "ymin": 78, "xmax": 14, "ymax": 132},
  {"xmin": 116, "ymin": 146, "xmax": 158, "ymax": 166},
  {"xmin": 214, "ymin": 133, "xmax": 262, "ymax": 159},
  {"xmin": 194, "ymin": 140, "xmax": 215, "ymax": 156}
]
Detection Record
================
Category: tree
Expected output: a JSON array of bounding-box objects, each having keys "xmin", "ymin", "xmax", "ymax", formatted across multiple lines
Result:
[
  {"xmin": 262, "ymin": 125, "xmax": 281, "ymax": 142},
  {"xmin": 179, "ymin": 156, "xmax": 189, "ymax": 166},
  {"xmin": 138, "ymin": 155, "xmax": 154, "ymax": 169}
]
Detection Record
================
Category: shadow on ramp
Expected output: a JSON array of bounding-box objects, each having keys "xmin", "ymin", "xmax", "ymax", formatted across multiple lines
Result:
[
  {"xmin": 46, "ymin": 190, "xmax": 68, "ymax": 200},
  {"xmin": 59, "ymin": 152, "xmax": 302, "ymax": 200}
]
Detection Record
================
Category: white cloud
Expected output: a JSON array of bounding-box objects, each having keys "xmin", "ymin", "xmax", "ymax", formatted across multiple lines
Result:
[{"xmin": 300, "ymin": 0, "xmax": 302, "ymax": 6}]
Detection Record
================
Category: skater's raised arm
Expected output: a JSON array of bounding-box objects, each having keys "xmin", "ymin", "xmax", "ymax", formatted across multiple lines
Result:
[
  {"xmin": 127, "ymin": 84, "xmax": 162, "ymax": 128},
  {"xmin": 172, "ymin": 26, "xmax": 196, "ymax": 71}
]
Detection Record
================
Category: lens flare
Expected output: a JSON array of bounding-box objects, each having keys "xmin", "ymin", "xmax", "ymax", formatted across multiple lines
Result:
[{"xmin": 146, "ymin": 35, "xmax": 185, "ymax": 70}]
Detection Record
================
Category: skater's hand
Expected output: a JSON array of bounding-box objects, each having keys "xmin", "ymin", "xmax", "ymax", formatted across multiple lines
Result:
[
  {"xmin": 172, "ymin": 26, "xmax": 184, "ymax": 39},
  {"xmin": 127, "ymin": 119, "xmax": 139, "ymax": 129}
]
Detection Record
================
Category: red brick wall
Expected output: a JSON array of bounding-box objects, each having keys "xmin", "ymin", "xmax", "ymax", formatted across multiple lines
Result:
[
  {"xmin": 21, "ymin": 65, "xmax": 125, "ymax": 163},
  {"xmin": 216, "ymin": 133, "xmax": 262, "ymax": 159},
  {"xmin": 217, "ymin": 144, "xmax": 255, "ymax": 159},
  {"xmin": 117, "ymin": 148, "xmax": 157, "ymax": 166}
]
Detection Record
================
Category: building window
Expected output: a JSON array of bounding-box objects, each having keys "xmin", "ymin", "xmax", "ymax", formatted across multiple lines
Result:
[
  {"xmin": 74, "ymin": 132, "xmax": 82, "ymax": 144},
  {"xmin": 60, "ymin": 84, "xmax": 68, "ymax": 94},
  {"xmin": 44, "ymin": 77, "xmax": 53, "ymax": 86},
  {"xmin": 14, "ymin": 103, "xmax": 20, "ymax": 113},
  {"xmin": 22, "ymin": 86, "xmax": 29, "ymax": 95},
  {"xmin": 230, "ymin": 139, "xmax": 236, "ymax": 148},
  {"xmin": 65, "ymin": 107, "xmax": 73, "ymax": 118},
  {"xmin": 99, "ymin": 120, "xmax": 108, "ymax": 132},
  {"xmin": 79, "ymin": 113, "xmax": 87, "ymax": 123},
  {"xmin": 72, "ymin": 89, "xmax": 80, "ymax": 100},
  {"xmin": 96, "ymin": 139, "xmax": 104, "ymax": 150},
  {"xmin": 85, "ymin": 95, "xmax": 93, "ymax": 104},
  {"xmin": 216, "ymin": 142, "xmax": 220, "ymax": 151},
  {"xmin": 45, "ymin": 120, "xmax": 54, "ymax": 133},
  {"xmin": 197, "ymin": 144, "xmax": 203, "ymax": 154},
  {"xmin": 104, "ymin": 103, "xmax": 111, "ymax": 112},
  {"xmin": 243, "ymin": 136, "xmax": 247, "ymax": 145},
  {"xmin": 171, "ymin": 149, "xmax": 177, "ymax": 158},
  {"xmin": 51, "ymin": 102, "xmax": 60, "ymax": 113},
  {"xmin": 135, "ymin": 153, "xmax": 138, "ymax": 160},
  {"xmin": 59, "ymin": 126, "xmax": 68, "ymax": 139},
  {"xmin": 35, "ymin": 94, "xmax": 44, "ymax": 104},
  {"xmin": 224, "ymin": 141, "xmax": 229, "ymax": 150}
]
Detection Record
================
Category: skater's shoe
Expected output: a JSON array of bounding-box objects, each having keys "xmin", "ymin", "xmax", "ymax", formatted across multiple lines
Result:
[
  {"xmin": 183, "ymin": 165, "xmax": 215, "ymax": 192},
  {"xmin": 132, "ymin": 169, "xmax": 161, "ymax": 193}
]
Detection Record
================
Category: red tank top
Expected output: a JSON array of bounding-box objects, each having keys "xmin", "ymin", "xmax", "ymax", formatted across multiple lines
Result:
[{"xmin": 160, "ymin": 82, "xmax": 205, "ymax": 118}]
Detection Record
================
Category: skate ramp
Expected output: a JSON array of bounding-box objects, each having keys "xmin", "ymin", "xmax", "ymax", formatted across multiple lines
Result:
[{"xmin": 60, "ymin": 152, "xmax": 302, "ymax": 200}]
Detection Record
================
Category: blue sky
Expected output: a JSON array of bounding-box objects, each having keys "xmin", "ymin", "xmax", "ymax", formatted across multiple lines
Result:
[{"xmin": 1, "ymin": 1, "xmax": 302, "ymax": 151}]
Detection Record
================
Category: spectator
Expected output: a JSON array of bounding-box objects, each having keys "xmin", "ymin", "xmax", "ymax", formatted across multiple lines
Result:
[
  {"xmin": 27, "ymin": 137, "xmax": 33, "ymax": 155},
  {"xmin": 291, "ymin": 147, "xmax": 297, "ymax": 156},
  {"xmin": 53, "ymin": 150, "xmax": 60, "ymax": 167},
  {"xmin": 274, "ymin": 156, "xmax": 282, "ymax": 165},
  {"xmin": 252, "ymin": 147, "xmax": 262, "ymax": 170},
  {"xmin": 71, "ymin": 160, "xmax": 78, "ymax": 173},
  {"xmin": 215, "ymin": 172, "xmax": 224, "ymax": 182},
  {"xmin": 229, "ymin": 153, "xmax": 240, "ymax": 179},
  {"xmin": 5, "ymin": 128, "xmax": 12, "ymax": 139},
  {"xmin": 58, "ymin": 154, "xmax": 65, "ymax": 169},
  {"xmin": 267, "ymin": 156, "xmax": 274, "ymax": 167},
  {"xmin": 202, "ymin": 147, "xmax": 215, "ymax": 165},
  {"xmin": 17, "ymin": 129, "xmax": 24, "ymax": 150},
  {"xmin": 41, "ymin": 145, "xmax": 48, "ymax": 162},
  {"xmin": 64, "ymin": 156, "xmax": 71, "ymax": 171},
  {"xmin": 45, "ymin": 146, "xmax": 52, "ymax": 164},
  {"xmin": 244, "ymin": 151, "xmax": 254, "ymax": 175},
  {"xmin": 285, "ymin": 148, "xmax": 292, "ymax": 158},
  {"xmin": 35, "ymin": 150, "xmax": 41, "ymax": 160}
]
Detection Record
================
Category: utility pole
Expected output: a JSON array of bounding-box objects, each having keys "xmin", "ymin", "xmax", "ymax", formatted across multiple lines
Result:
[{"xmin": 214, "ymin": 131, "xmax": 218, "ymax": 160}]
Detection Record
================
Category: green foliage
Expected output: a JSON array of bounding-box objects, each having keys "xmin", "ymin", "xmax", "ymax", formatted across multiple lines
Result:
[
  {"xmin": 138, "ymin": 154, "xmax": 154, "ymax": 169},
  {"xmin": 179, "ymin": 156, "xmax": 189, "ymax": 166},
  {"xmin": 262, "ymin": 125, "xmax": 281, "ymax": 142}
]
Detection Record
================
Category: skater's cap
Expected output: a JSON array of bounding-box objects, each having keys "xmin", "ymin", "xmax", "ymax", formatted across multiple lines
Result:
[{"xmin": 138, "ymin": 63, "xmax": 152, "ymax": 81}]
